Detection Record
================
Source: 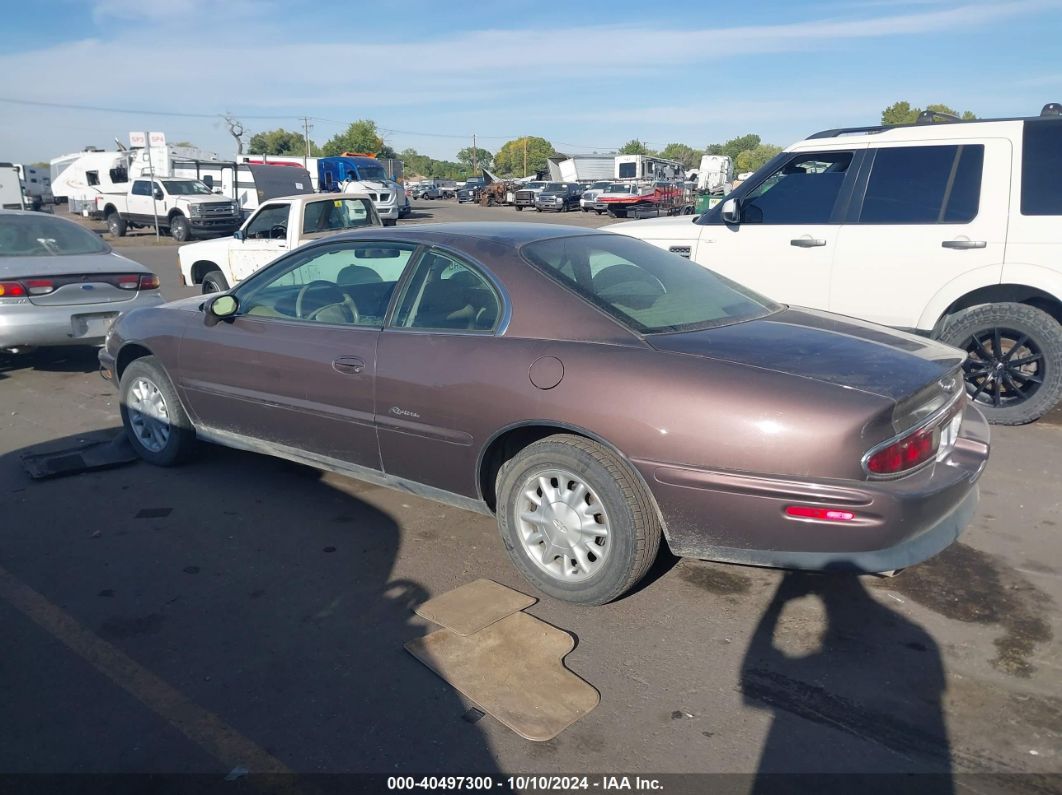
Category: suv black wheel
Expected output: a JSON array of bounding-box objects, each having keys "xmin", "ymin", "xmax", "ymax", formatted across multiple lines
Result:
[
  {"xmin": 496, "ymin": 434, "xmax": 661, "ymax": 604},
  {"xmin": 939, "ymin": 302, "xmax": 1062, "ymax": 425}
]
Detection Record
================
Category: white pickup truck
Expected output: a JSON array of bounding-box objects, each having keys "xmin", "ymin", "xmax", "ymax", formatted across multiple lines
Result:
[
  {"xmin": 100, "ymin": 178, "xmax": 241, "ymax": 242},
  {"xmin": 178, "ymin": 192, "xmax": 381, "ymax": 293}
]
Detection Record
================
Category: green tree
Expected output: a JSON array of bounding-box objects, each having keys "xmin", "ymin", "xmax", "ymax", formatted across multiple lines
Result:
[
  {"xmin": 882, "ymin": 101, "xmax": 977, "ymax": 125},
  {"xmin": 734, "ymin": 144, "xmax": 783, "ymax": 174},
  {"xmin": 704, "ymin": 143, "xmax": 725, "ymax": 156},
  {"xmin": 321, "ymin": 120, "xmax": 385, "ymax": 156},
  {"xmin": 721, "ymin": 134, "xmax": 761, "ymax": 161},
  {"xmin": 659, "ymin": 143, "xmax": 700, "ymax": 170},
  {"xmin": 247, "ymin": 128, "xmax": 318, "ymax": 156},
  {"xmin": 619, "ymin": 139, "xmax": 649, "ymax": 155},
  {"xmin": 457, "ymin": 146, "xmax": 493, "ymax": 171},
  {"xmin": 493, "ymin": 136, "xmax": 557, "ymax": 177},
  {"xmin": 172, "ymin": 140, "xmax": 197, "ymax": 148}
]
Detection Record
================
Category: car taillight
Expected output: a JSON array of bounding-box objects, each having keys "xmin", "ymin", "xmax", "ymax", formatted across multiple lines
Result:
[
  {"xmin": 140, "ymin": 274, "xmax": 160, "ymax": 290},
  {"xmin": 24, "ymin": 279, "xmax": 55, "ymax": 295},
  {"xmin": 784, "ymin": 506, "xmax": 857, "ymax": 522},
  {"xmin": 117, "ymin": 275, "xmax": 141, "ymax": 290},
  {"xmin": 863, "ymin": 395, "xmax": 964, "ymax": 478},
  {"xmin": 0, "ymin": 281, "xmax": 27, "ymax": 297}
]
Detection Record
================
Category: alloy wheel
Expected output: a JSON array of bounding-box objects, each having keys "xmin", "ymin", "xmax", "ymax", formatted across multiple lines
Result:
[
  {"xmin": 961, "ymin": 326, "xmax": 1044, "ymax": 408},
  {"xmin": 514, "ymin": 468, "xmax": 610, "ymax": 582},
  {"xmin": 127, "ymin": 377, "xmax": 171, "ymax": 453}
]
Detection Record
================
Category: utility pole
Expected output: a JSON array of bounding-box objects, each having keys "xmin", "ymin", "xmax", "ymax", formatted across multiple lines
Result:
[
  {"xmin": 523, "ymin": 138, "xmax": 528, "ymax": 178},
  {"xmin": 301, "ymin": 116, "xmax": 313, "ymax": 166},
  {"xmin": 472, "ymin": 132, "xmax": 478, "ymax": 174}
]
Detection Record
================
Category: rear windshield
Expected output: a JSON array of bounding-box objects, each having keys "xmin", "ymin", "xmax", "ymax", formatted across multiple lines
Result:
[
  {"xmin": 0, "ymin": 214, "xmax": 110, "ymax": 256},
  {"xmin": 521, "ymin": 234, "xmax": 780, "ymax": 334},
  {"xmin": 302, "ymin": 197, "xmax": 376, "ymax": 234}
]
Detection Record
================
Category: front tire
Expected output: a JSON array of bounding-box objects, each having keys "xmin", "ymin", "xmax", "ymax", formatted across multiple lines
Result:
[
  {"xmin": 938, "ymin": 302, "xmax": 1062, "ymax": 425},
  {"xmin": 119, "ymin": 356, "xmax": 197, "ymax": 466},
  {"xmin": 201, "ymin": 269, "xmax": 229, "ymax": 294},
  {"xmin": 496, "ymin": 434, "xmax": 661, "ymax": 605},
  {"xmin": 169, "ymin": 215, "xmax": 190, "ymax": 242},
  {"xmin": 382, "ymin": 218, "xmax": 397, "ymax": 227}
]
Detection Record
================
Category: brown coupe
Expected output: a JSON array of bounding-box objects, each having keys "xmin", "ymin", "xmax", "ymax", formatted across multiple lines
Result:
[{"xmin": 100, "ymin": 223, "xmax": 990, "ymax": 604}]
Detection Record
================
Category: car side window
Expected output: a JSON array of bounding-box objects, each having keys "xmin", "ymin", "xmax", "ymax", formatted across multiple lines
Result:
[
  {"xmin": 301, "ymin": 198, "xmax": 374, "ymax": 235},
  {"xmin": 741, "ymin": 151, "xmax": 854, "ymax": 224},
  {"xmin": 131, "ymin": 181, "xmax": 149, "ymax": 196},
  {"xmin": 245, "ymin": 205, "xmax": 291, "ymax": 239},
  {"xmin": 392, "ymin": 249, "xmax": 501, "ymax": 333},
  {"xmin": 1021, "ymin": 119, "xmax": 1062, "ymax": 216},
  {"xmin": 237, "ymin": 242, "xmax": 417, "ymax": 326},
  {"xmin": 858, "ymin": 144, "xmax": 984, "ymax": 224}
]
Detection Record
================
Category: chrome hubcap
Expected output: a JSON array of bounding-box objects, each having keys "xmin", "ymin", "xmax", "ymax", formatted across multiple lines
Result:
[
  {"xmin": 515, "ymin": 468, "xmax": 610, "ymax": 582},
  {"xmin": 127, "ymin": 377, "xmax": 171, "ymax": 453}
]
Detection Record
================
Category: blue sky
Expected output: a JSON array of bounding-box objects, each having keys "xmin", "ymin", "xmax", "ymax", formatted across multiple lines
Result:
[{"xmin": 2, "ymin": 0, "xmax": 1061, "ymax": 164}]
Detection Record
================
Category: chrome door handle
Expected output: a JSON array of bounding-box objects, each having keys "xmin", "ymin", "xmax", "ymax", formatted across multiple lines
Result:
[
  {"xmin": 942, "ymin": 240, "xmax": 986, "ymax": 250},
  {"xmin": 790, "ymin": 238, "xmax": 827, "ymax": 248},
  {"xmin": 332, "ymin": 356, "xmax": 364, "ymax": 375}
]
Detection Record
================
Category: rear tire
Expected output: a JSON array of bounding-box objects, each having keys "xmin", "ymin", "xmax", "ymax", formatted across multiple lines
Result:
[
  {"xmin": 107, "ymin": 212, "xmax": 127, "ymax": 237},
  {"xmin": 169, "ymin": 215, "xmax": 190, "ymax": 242},
  {"xmin": 515, "ymin": 206, "xmax": 523, "ymax": 212},
  {"xmin": 496, "ymin": 434, "xmax": 662, "ymax": 605},
  {"xmin": 201, "ymin": 270, "xmax": 229, "ymax": 294},
  {"xmin": 119, "ymin": 356, "xmax": 197, "ymax": 466},
  {"xmin": 938, "ymin": 302, "xmax": 1062, "ymax": 425}
]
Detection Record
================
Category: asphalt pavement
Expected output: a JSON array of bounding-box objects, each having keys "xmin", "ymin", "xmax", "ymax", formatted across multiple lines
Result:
[{"xmin": 1, "ymin": 200, "xmax": 1060, "ymax": 788}]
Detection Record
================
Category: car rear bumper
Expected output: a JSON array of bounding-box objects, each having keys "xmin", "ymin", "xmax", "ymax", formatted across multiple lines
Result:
[
  {"xmin": 0, "ymin": 293, "xmax": 165, "ymax": 349},
  {"xmin": 634, "ymin": 404, "xmax": 990, "ymax": 573}
]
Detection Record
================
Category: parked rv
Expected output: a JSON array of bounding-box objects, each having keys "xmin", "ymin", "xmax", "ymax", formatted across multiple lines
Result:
[{"xmin": 1, "ymin": 164, "xmax": 27, "ymax": 210}]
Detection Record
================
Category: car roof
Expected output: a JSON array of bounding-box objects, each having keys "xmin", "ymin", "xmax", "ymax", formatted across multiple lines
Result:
[{"xmin": 328, "ymin": 222, "xmax": 607, "ymax": 246}]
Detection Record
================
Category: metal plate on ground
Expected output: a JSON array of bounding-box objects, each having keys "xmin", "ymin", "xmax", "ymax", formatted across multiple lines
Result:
[
  {"xmin": 405, "ymin": 611, "xmax": 599, "ymax": 741},
  {"xmin": 414, "ymin": 578, "xmax": 537, "ymax": 636}
]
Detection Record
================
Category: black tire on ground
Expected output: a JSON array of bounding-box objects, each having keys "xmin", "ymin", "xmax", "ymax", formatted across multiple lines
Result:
[
  {"xmin": 382, "ymin": 218, "xmax": 397, "ymax": 227},
  {"xmin": 582, "ymin": 208, "xmax": 590, "ymax": 213},
  {"xmin": 515, "ymin": 206, "xmax": 523, "ymax": 211},
  {"xmin": 201, "ymin": 269, "xmax": 229, "ymax": 294},
  {"xmin": 938, "ymin": 302, "xmax": 1062, "ymax": 425},
  {"xmin": 169, "ymin": 215, "xmax": 190, "ymax": 242},
  {"xmin": 107, "ymin": 212, "xmax": 127, "ymax": 237},
  {"xmin": 495, "ymin": 434, "xmax": 662, "ymax": 605},
  {"xmin": 595, "ymin": 210, "xmax": 604, "ymax": 215},
  {"xmin": 119, "ymin": 356, "xmax": 197, "ymax": 466}
]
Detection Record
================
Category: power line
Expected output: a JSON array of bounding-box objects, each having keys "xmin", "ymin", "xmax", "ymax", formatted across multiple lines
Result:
[{"xmin": 0, "ymin": 96, "xmax": 299, "ymax": 120}]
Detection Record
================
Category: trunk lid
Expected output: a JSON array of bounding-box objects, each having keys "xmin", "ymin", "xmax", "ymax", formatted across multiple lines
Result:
[
  {"xmin": 1, "ymin": 252, "xmax": 150, "ymax": 307},
  {"xmin": 647, "ymin": 307, "xmax": 964, "ymax": 402}
]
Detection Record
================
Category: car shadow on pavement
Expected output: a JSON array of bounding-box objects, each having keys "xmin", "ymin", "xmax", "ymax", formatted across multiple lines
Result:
[
  {"xmin": 740, "ymin": 570, "xmax": 952, "ymax": 793},
  {"xmin": 0, "ymin": 346, "xmax": 101, "ymax": 380},
  {"xmin": 0, "ymin": 434, "xmax": 501, "ymax": 778}
]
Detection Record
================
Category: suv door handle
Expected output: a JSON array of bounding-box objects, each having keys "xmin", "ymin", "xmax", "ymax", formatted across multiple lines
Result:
[
  {"xmin": 790, "ymin": 237, "xmax": 827, "ymax": 248},
  {"xmin": 332, "ymin": 357, "xmax": 365, "ymax": 375},
  {"xmin": 942, "ymin": 240, "xmax": 987, "ymax": 250}
]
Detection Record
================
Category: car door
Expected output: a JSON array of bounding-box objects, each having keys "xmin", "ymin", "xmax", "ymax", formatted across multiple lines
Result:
[
  {"xmin": 692, "ymin": 148, "xmax": 864, "ymax": 309},
  {"xmin": 829, "ymin": 140, "xmax": 1010, "ymax": 329},
  {"xmin": 228, "ymin": 202, "xmax": 293, "ymax": 283},
  {"xmin": 127, "ymin": 180, "xmax": 152, "ymax": 222},
  {"xmin": 177, "ymin": 239, "xmax": 420, "ymax": 469},
  {"xmin": 375, "ymin": 248, "xmax": 506, "ymax": 497}
]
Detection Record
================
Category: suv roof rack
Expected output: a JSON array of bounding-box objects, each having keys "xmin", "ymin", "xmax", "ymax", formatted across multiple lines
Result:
[{"xmin": 808, "ymin": 102, "xmax": 1062, "ymax": 140}]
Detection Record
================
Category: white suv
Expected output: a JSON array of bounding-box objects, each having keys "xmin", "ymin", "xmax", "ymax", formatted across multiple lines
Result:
[{"xmin": 618, "ymin": 106, "xmax": 1062, "ymax": 425}]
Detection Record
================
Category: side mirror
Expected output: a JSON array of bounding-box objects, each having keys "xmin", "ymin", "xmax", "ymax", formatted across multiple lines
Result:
[
  {"xmin": 204, "ymin": 294, "xmax": 238, "ymax": 326},
  {"xmin": 153, "ymin": 189, "xmax": 163, "ymax": 201},
  {"xmin": 232, "ymin": 230, "xmax": 244, "ymax": 241},
  {"xmin": 721, "ymin": 197, "xmax": 741, "ymax": 225}
]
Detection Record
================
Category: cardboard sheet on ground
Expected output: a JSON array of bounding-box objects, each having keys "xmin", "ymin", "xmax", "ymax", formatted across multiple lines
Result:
[
  {"xmin": 21, "ymin": 432, "xmax": 137, "ymax": 480},
  {"xmin": 406, "ymin": 611, "xmax": 599, "ymax": 741},
  {"xmin": 414, "ymin": 578, "xmax": 537, "ymax": 635}
]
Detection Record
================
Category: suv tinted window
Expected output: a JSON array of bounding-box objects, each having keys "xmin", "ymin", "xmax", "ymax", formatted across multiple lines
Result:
[
  {"xmin": 740, "ymin": 151, "xmax": 853, "ymax": 224},
  {"xmin": 860, "ymin": 144, "xmax": 983, "ymax": 224},
  {"xmin": 1021, "ymin": 120, "xmax": 1062, "ymax": 216}
]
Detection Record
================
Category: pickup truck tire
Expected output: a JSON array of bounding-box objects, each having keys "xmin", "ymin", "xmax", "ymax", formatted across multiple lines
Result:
[
  {"xmin": 119, "ymin": 356, "xmax": 197, "ymax": 466},
  {"xmin": 515, "ymin": 206, "xmax": 523, "ymax": 211},
  {"xmin": 938, "ymin": 302, "xmax": 1062, "ymax": 425},
  {"xmin": 201, "ymin": 270, "xmax": 229, "ymax": 295},
  {"xmin": 169, "ymin": 215, "xmax": 190, "ymax": 242},
  {"xmin": 107, "ymin": 212, "xmax": 127, "ymax": 237},
  {"xmin": 382, "ymin": 219, "xmax": 397, "ymax": 227}
]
